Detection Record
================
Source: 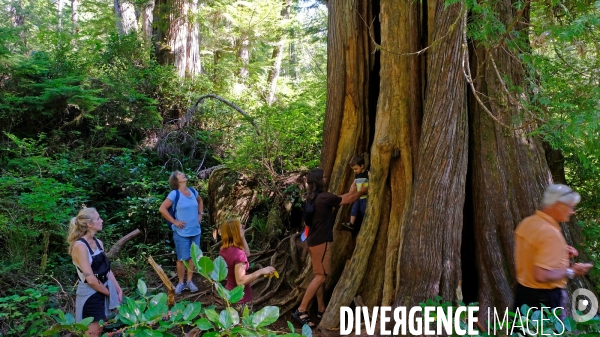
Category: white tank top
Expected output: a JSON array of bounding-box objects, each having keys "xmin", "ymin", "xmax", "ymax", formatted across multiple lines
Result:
[{"xmin": 73, "ymin": 241, "xmax": 102, "ymax": 282}]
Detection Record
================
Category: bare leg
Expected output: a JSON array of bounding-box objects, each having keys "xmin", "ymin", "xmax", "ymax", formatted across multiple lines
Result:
[
  {"xmin": 186, "ymin": 258, "xmax": 195, "ymax": 282},
  {"xmin": 298, "ymin": 274, "xmax": 326, "ymax": 312},
  {"xmin": 316, "ymin": 284, "xmax": 326, "ymax": 312},
  {"xmin": 350, "ymin": 215, "xmax": 356, "ymax": 225},
  {"xmin": 176, "ymin": 260, "xmax": 185, "ymax": 284}
]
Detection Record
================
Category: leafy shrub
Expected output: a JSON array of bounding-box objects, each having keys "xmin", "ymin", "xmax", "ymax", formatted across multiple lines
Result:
[{"xmin": 45, "ymin": 246, "xmax": 312, "ymax": 337}]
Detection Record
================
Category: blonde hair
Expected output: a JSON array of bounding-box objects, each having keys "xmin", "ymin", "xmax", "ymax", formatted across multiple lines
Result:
[
  {"xmin": 221, "ymin": 219, "xmax": 245, "ymax": 250},
  {"xmin": 169, "ymin": 171, "xmax": 180, "ymax": 190},
  {"xmin": 67, "ymin": 207, "xmax": 98, "ymax": 254}
]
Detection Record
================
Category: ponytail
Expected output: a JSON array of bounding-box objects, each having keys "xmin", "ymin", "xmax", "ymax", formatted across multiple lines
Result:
[{"xmin": 67, "ymin": 207, "xmax": 97, "ymax": 254}]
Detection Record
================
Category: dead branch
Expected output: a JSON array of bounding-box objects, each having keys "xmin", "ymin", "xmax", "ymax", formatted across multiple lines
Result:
[
  {"xmin": 184, "ymin": 94, "xmax": 261, "ymax": 135},
  {"xmin": 106, "ymin": 229, "xmax": 141, "ymax": 260},
  {"xmin": 148, "ymin": 256, "xmax": 175, "ymax": 308}
]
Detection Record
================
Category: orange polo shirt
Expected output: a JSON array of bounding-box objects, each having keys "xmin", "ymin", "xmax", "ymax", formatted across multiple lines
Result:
[{"xmin": 515, "ymin": 211, "xmax": 569, "ymax": 289}]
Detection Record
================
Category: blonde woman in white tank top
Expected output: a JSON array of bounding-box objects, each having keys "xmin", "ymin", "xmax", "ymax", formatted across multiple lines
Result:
[{"xmin": 68, "ymin": 208, "xmax": 122, "ymax": 337}]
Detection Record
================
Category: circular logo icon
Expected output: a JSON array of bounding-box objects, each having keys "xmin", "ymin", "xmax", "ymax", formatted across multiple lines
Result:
[{"xmin": 572, "ymin": 288, "xmax": 598, "ymax": 322}]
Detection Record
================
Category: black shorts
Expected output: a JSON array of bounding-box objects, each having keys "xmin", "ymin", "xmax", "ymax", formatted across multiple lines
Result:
[{"xmin": 82, "ymin": 291, "xmax": 107, "ymax": 322}]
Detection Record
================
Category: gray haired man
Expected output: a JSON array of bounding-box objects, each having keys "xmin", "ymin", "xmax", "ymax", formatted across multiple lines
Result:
[{"xmin": 514, "ymin": 184, "xmax": 593, "ymax": 315}]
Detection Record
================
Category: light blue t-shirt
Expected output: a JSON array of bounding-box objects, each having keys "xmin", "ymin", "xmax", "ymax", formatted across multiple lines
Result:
[{"xmin": 167, "ymin": 188, "xmax": 201, "ymax": 237}]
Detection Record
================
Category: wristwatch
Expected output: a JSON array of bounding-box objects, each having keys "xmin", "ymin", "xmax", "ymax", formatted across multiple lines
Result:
[
  {"xmin": 566, "ymin": 268, "xmax": 575, "ymax": 279},
  {"xmin": 198, "ymin": 212, "xmax": 204, "ymax": 215}
]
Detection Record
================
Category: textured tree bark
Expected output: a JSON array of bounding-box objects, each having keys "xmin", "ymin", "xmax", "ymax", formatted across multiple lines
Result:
[
  {"xmin": 305, "ymin": 0, "xmax": 588, "ymax": 332},
  {"xmin": 394, "ymin": 0, "xmax": 468, "ymax": 310},
  {"xmin": 141, "ymin": 1, "xmax": 155, "ymax": 42},
  {"xmin": 320, "ymin": 0, "xmax": 417, "ymax": 327},
  {"xmin": 468, "ymin": 0, "xmax": 550, "ymax": 317},
  {"xmin": 114, "ymin": 0, "xmax": 138, "ymax": 35},
  {"xmin": 154, "ymin": 0, "xmax": 202, "ymax": 77}
]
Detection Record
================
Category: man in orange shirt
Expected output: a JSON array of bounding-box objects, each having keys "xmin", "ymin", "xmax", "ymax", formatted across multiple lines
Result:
[{"xmin": 514, "ymin": 184, "xmax": 593, "ymax": 315}]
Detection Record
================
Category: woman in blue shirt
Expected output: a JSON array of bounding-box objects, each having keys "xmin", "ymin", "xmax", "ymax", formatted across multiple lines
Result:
[{"xmin": 159, "ymin": 171, "xmax": 204, "ymax": 294}]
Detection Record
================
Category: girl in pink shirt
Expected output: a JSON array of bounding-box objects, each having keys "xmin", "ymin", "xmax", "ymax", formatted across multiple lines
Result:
[{"xmin": 219, "ymin": 219, "xmax": 274, "ymax": 306}]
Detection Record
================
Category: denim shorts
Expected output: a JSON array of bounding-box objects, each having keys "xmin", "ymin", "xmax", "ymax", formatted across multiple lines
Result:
[
  {"xmin": 351, "ymin": 198, "xmax": 367, "ymax": 217},
  {"xmin": 173, "ymin": 231, "xmax": 201, "ymax": 261}
]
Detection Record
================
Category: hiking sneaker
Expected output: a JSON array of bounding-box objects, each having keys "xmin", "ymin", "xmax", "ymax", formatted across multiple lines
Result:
[
  {"xmin": 340, "ymin": 222, "xmax": 354, "ymax": 231},
  {"xmin": 174, "ymin": 282, "xmax": 186, "ymax": 295},
  {"xmin": 186, "ymin": 280, "xmax": 199, "ymax": 292}
]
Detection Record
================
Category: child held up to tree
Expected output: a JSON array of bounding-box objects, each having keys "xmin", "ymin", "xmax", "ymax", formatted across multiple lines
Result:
[{"xmin": 341, "ymin": 154, "xmax": 369, "ymax": 236}]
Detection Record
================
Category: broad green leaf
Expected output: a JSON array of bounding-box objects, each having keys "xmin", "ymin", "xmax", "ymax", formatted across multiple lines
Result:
[
  {"xmin": 137, "ymin": 278, "xmax": 148, "ymax": 296},
  {"xmin": 219, "ymin": 308, "xmax": 234, "ymax": 329},
  {"xmin": 302, "ymin": 324, "xmax": 313, "ymax": 337},
  {"xmin": 64, "ymin": 313, "xmax": 75, "ymax": 325},
  {"xmin": 145, "ymin": 293, "xmax": 168, "ymax": 321},
  {"xmin": 80, "ymin": 317, "xmax": 94, "ymax": 326},
  {"xmin": 196, "ymin": 256, "xmax": 214, "ymax": 278},
  {"xmin": 287, "ymin": 321, "xmax": 295, "ymax": 333},
  {"xmin": 252, "ymin": 306, "xmax": 279, "ymax": 328},
  {"xmin": 563, "ymin": 317, "xmax": 574, "ymax": 332},
  {"xmin": 205, "ymin": 308, "xmax": 222, "ymax": 327},
  {"xmin": 229, "ymin": 285, "xmax": 245, "ymax": 304},
  {"xmin": 202, "ymin": 331, "xmax": 221, "ymax": 337},
  {"xmin": 227, "ymin": 307, "xmax": 240, "ymax": 325},
  {"xmin": 194, "ymin": 317, "xmax": 213, "ymax": 330},
  {"xmin": 118, "ymin": 304, "xmax": 136, "ymax": 325},
  {"xmin": 183, "ymin": 302, "xmax": 202, "ymax": 321},
  {"xmin": 135, "ymin": 329, "xmax": 165, "ymax": 337},
  {"xmin": 191, "ymin": 243, "xmax": 203, "ymax": 265},
  {"xmin": 211, "ymin": 256, "xmax": 228, "ymax": 282}
]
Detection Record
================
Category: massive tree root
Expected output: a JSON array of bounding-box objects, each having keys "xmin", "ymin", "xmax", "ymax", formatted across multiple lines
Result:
[{"xmin": 248, "ymin": 233, "xmax": 314, "ymax": 313}]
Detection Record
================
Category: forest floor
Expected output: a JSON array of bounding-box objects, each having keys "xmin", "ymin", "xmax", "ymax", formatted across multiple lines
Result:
[{"xmin": 168, "ymin": 274, "xmax": 348, "ymax": 336}]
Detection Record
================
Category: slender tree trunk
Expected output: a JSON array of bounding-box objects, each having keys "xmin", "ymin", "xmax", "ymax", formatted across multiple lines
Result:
[
  {"xmin": 141, "ymin": 1, "xmax": 154, "ymax": 43},
  {"xmin": 289, "ymin": 39, "xmax": 298, "ymax": 81},
  {"xmin": 154, "ymin": 0, "xmax": 201, "ymax": 77},
  {"xmin": 71, "ymin": 0, "xmax": 79, "ymax": 33},
  {"xmin": 57, "ymin": 0, "xmax": 63, "ymax": 30},
  {"xmin": 237, "ymin": 39, "xmax": 249, "ymax": 79},
  {"xmin": 266, "ymin": 0, "xmax": 292, "ymax": 105},
  {"xmin": 114, "ymin": 0, "xmax": 138, "ymax": 35}
]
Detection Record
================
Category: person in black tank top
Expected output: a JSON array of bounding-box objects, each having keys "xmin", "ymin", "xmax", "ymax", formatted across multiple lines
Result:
[
  {"xmin": 292, "ymin": 168, "xmax": 367, "ymax": 327},
  {"xmin": 68, "ymin": 207, "xmax": 122, "ymax": 337}
]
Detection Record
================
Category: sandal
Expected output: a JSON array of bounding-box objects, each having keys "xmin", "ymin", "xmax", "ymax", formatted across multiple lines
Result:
[
  {"xmin": 292, "ymin": 309, "xmax": 314, "ymax": 327},
  {"xmin": 317, "ymin": 311, "xmax": 324, "ymax": 319}
]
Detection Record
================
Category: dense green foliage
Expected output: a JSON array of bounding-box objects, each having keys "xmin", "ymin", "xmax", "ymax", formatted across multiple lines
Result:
[
  {"xmin": 42, "ymin": 248, "xmax": 312, "ymax": 336},
  {"xmin": 0, "ymin": 0, "xmax": 326, "ymax": 334},
  {"xmin": 2, "ymin": 0, "xmax": 600, "ymax": 335}
]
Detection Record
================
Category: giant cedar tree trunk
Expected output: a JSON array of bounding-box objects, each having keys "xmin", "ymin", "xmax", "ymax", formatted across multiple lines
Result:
[
  {"xmin": 468, "ymin": 0, "xmax": 549, "ymax": 316},
  {"xmin": 315, "ymin": 0, "xmax": 588, "ymax": 332},
  {"xmin": 154, "ymin": 0, "xmax": 201, "ymax": 77},
  {"xmin": 394, "ymin": 0, "xmax": 467, "ymax": 309},
  {"xmin": 114, "ymin": 0, "xmax": 138, "ymax": 35}
]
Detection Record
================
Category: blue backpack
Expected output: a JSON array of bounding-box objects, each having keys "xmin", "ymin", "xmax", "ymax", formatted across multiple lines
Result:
[{"xmin": 166, "ymin": 188, "xmax": 198, "ymax": 229}]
